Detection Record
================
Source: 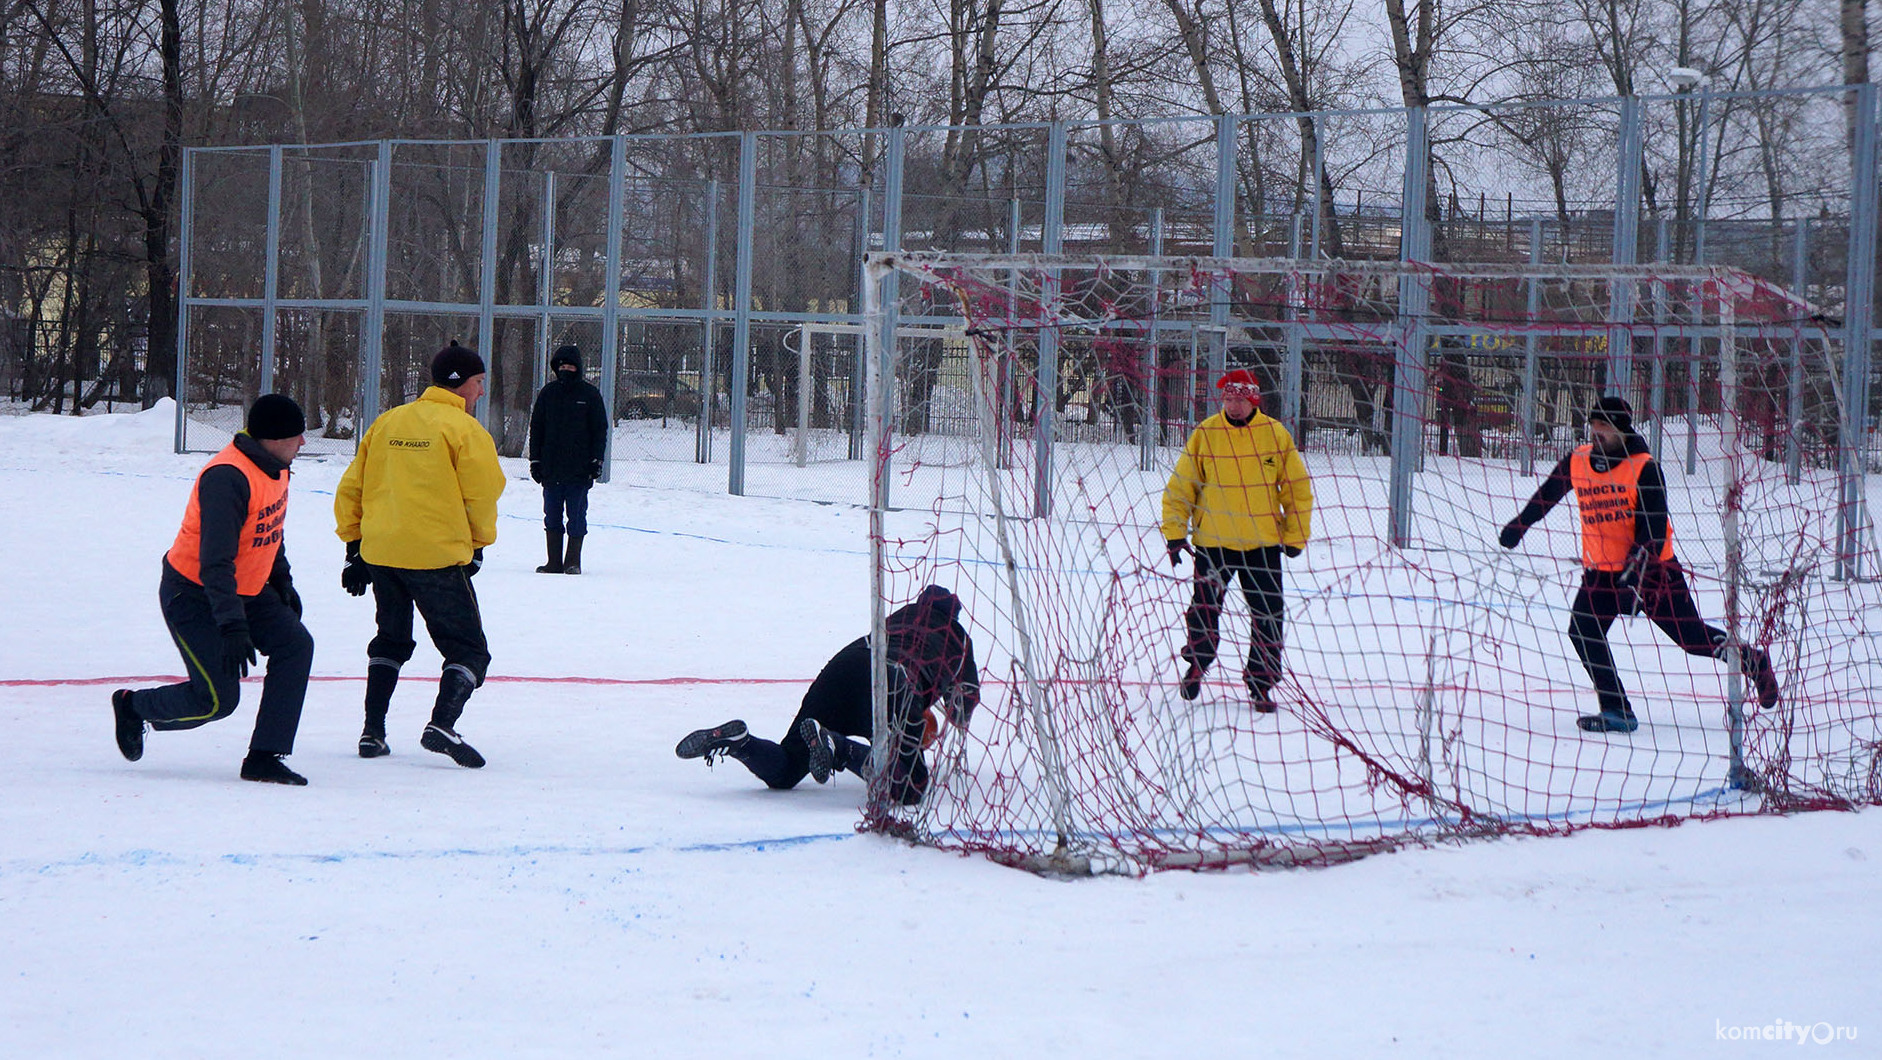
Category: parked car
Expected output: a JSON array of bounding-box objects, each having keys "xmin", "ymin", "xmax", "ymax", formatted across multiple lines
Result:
[{"xmin": 618, "ymin": 370, "xmax": 703, "ymax": 420}]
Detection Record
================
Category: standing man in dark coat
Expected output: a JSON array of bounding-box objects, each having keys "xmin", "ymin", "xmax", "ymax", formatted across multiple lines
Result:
[
  {"xmin": 1499, "ymin": 396, "xmax": 1781, "ymax": 733},
  {"xmin": 528, "ymin": 344, "xmax": 608, "ymax": 575},
  {"xmin": 112, "ymin": 395, "xmax": 316, "ymax": 785},
  {"xmin": 675, "ymin": 585, "xmax": 980, "ymax": 805}
]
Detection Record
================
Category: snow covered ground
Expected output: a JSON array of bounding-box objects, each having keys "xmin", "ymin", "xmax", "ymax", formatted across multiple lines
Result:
[{"xmin": 1, "ymin": 401, "xmax": 1876, "ymax": 1057}]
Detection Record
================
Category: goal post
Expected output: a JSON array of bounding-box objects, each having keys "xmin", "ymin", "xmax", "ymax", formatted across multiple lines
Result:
[{"xmin": 861, "ymin": 250, "xmax": 1882, "ymax": 875}]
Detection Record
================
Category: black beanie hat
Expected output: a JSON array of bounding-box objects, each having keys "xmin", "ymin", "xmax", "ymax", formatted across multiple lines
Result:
[
  {"xmin": 551, "ymin": 344, "xmax": 583, "ymax": 372},
  {"xmin": 1588, "ymin": 395, "xmax": 1634, "ymax": 433},
  {"xmin": 432, "ymin": 340, "xmax": 486, "ymax": 387},
  {"xmin": 246, "ymin": 394, "xmax": 306, "ymax": 440}
]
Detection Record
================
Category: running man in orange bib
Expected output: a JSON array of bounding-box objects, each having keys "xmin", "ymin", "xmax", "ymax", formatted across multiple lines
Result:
[
  {"xmin": 111, "ymin": 395, "xmax": 316, "ymax": 783},
  {"xmin": 1498, "ymin": 396, "xmax": 1779, "ymax": 733}
]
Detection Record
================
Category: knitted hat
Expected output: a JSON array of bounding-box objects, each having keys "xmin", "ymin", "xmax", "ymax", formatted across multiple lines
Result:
[
  {"xmin": 1216, "ymin": 368, "xmax": 1261, "ymax": 401},
  {"xmin": 246, "ymin": 394, "xmax": 306, "ymax": 440},
  {"xmin": 431, "ymin": 340, "xmax": 486, "ymax": 387},
  {"xmin": 1588, "ymin": 395, "xmax": 1634, "ymax": 433},
  {"xmin": 551, "ymin": 344, "xmax": 583, "ymax": 372}
]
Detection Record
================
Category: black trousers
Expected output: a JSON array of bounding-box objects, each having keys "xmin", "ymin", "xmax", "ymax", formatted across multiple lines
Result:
[
  {"xmin": 541, "ymin": 481, "xmax": 591, "ymax": 537},
  {"xmin": 1181, "ymin": 545, "xmax": 1286, "ymax": 695},
  {"xmin": 367, "ymin": 564, "xmax": 491, "ymax": 684},
  {"xmin": 132, "ymin": 565, "xmax": 313, "ymax": 755},
  {"xmin": 1568, "ymin": 560, "xmax": 1771, "ymax": 715},
  {"xmin": 736, "ymin": 637, "xmax": 926, "ymax": 794}
]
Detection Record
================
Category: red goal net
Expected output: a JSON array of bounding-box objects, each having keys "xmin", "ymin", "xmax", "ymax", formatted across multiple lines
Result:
[{"xmin": 860, "ymin": 252, "xmax": 1882, "ymax": 875}]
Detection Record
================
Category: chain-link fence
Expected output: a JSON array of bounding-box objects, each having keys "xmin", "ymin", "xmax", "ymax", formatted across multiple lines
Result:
[{"xmin": 179, "ymin": 86, "xmax": 1882, "ymax": 516}]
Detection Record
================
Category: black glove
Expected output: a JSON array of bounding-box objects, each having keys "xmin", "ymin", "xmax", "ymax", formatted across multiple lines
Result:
[
  {"xmin": 588, "ymin": 458, "xmax": 604, "ymax": 481},
  {"xmin": 1498, "ymin": 520, "xmax": 1527, "ymax": 549},
  {"xmin": 1166, "ymin": 539, "xmax": 1188, "ymax": 568},
  {"xmin": 220, "ymin": 624, "xmax": 256, "ymax": 679},
  {"xmin": 1282, "ymin": 544, "xmax": 1303, "ymax": 559},
  {"xmin": 341, "ymin": 541, "xmax": 371, "ymax": 597},
  {"xmin": 272, "ymin": 575, "xmax": 302, "ymax": 618},
  {"xmin": 1616, "ymin": 545, "xmax": 1651, "ymax": 613},
  {"xmin": 467, "ymin": 548, "xmax": 484, "ymax": 577},
  {"xmin": 529, "ymin": 461, "xmax": 544, "ymax": 484}
]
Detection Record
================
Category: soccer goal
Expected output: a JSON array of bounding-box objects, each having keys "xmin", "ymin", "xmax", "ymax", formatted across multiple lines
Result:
[{"xmin": 858, "ymin": 250, "xmax": 1882, "ymax": 876}]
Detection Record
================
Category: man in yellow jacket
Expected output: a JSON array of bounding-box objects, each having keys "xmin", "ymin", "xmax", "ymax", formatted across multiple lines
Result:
[
  {"xmin": 335, "ymin": 341, "xmax": 506, "ymax": 767},
  {"xmin": 1161, "ymin": 368, "xmax": 1313, "ymax": 710}
]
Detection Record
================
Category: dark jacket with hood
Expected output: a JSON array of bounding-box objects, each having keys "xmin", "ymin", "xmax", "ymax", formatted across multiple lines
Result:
[
  {"xmin": 884, "ymin": 585, "xmax": 981, "ymax": 725},
  {"xmin": 529, "ymin": 355, "xmax": 609, "ymax": 485}
]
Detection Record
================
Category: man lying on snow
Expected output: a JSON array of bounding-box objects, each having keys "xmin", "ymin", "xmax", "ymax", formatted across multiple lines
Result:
[{"xmin": 676, "ymin": 585, "xmax": 979, "ymax": 806}]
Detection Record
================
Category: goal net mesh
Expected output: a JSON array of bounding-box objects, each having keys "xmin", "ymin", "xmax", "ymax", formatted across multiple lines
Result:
[{"xmin": 862, "ymin": 252, "xmax": 1882, "ymax": 875}]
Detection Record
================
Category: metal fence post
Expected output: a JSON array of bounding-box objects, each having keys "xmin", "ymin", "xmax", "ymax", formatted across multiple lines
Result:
[
  {"xmin": 876, "ymin": 125, "xmax": 905, "ymax": 511},
  {"xmin": 1788, "ymin": 219, "xmax": 1808, "ymax": 484},
  {"xmin": 1209, "ymin": 113, "xmax": 1235, "ymax": 383},
  {"xmin": 1521, "ymin": 217, "xmax": 1542, "ymax": 474},
  {"xmin": 537, "ymin": 170, "xmax": 555, "ymax": 399},
  {"xmin": 1142, "ymin": 206, "xmax": 1163, "ymax": 472},
  {"xmin": 729, "ymin": 131, "xmax": 756, "ymax": 496},
  {"xmin": 1034, "ymin": 122, "xmax": 1066, "ymax": 519},
  {"xmin": 700, "ymin": 178, "xmax": 720, "ymax": 464},
  {"xmin": 848, "ymin": 183, "xmax": 870, "ymax": 462},
  {"xmin": 1390, "ymin": 106, "xmax": 1432, "ymax": 549},
  {"xmin": 477, "ymin": 139, "xmax": 501, "ymax": 431},
  {"xmin": 261, "ymin": 145, "xmax": 282, "ymax": 396},
  {"xmin": 602, "ymin": 136, "xmax": 626, "ymax": 480},
  {"xmin": 1840, "ymin": 82, "xmax": 1879, "ymax": 581},
  {"xmin": 173, "ymin": 147, "xmax": 194, "ymax": 453},
  {"xmin": 360, "ymin": 140, "xmax": 392, "ymax": 433},
  {"xmin": 1609, "ymin": 95, "xmax": 1643, "ymax": 399},
  {"xmin": 1284, "ymin": 211, "xmax": 1305, "ymax": 437}
]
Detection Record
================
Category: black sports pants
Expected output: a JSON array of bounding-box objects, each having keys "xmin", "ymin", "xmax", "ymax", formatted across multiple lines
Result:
[
  {"xmin": 132, "ymin": 565, "xmax": 313, "ymax": 754},
  {"xmin": 1568, "ymin": 560, "xmax": 1732, "ymax": 715},
  {"xmin": 1181, "ymin": 545, "xmax": 1285, "ymax": 695},
  {"xmin": 367, "ymin": 564, "xmax": 491, "ymax": 683},
  {"xmin": 736, "ymin": 637, "xmax": 925, "ymax": 794}
]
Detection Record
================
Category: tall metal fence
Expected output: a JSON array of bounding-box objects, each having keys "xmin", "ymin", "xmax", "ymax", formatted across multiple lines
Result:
[{"xmin": 177, "ymin": 85, "xmax": 1881, "ymax": 518}]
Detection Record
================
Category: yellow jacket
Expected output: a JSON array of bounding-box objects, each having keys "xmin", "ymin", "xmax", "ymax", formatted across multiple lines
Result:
[
  {"xmin": 335, "ymin": 387, "xmax": 506, "ymax": 569},
  {"xmin": 1161, "ymin": 411, "xmax": 1313, "ymax": 550}
]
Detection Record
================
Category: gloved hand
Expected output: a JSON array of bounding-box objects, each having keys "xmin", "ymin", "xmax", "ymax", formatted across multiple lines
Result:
[
  {"xmin": 271, "ymin": 575, "xmax": 303, "ymax": 618},
  {"xmin": 1498, "ymin": 520, "xmax": 1527, "ymax": 549},
  {"xmin": 529, "ymin": 461, "xmax": 544, "ymax": 484},
  {"xmin": 341, "ymin": 541, "xmax": 370, "ymax": 597},
  {"xmin": 467, "ymin": 548, "xmax": 485, "ymax": 577},
  {"xmin": 220, "ymin": 624, "xmax": 256, "ymax": 679},
  {"xmin": 1166, "ymin": 539, "xmax": 1188, "ymax": 568},
  {"xmin": 1282, "ymin": 544, "xmax": 1303, "ymax": 559},
  {"xmin": 588, "ymin": 458, "xmax": 604, "ymax": 481}
]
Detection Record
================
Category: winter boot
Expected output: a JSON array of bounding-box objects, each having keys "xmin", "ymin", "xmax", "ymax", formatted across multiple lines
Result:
[
  {"xmin": 1576, "ymin": 694, "xmax": 1640, "ymax": 733},
  {"xmin": 536, "ymin": 529, "xmax": 564, "ymax": 574},
  {"xmin": 562, "ymin": 534, "xmax": 585, "ymax": 576},
  {"xmin": 240, "ymin": 752, "xmax": 308, "ymax": 785},
  {"xmin": 1243, "ymin": 670, "xmax": 1277, "ymax": 714},
  {"xmin": 1178, "ymin": 659, "xmax": 1205, "ymax": 702},
  {"xmin": 111, "ymin": 689, "xmax": 144, "ymax": 762},
  {"xmin": 675, "ymin": 720, "xmax": 749, "ymax": 763},
  {"xmin": 359, "ymin": 661, "xmax": 398, "ymax": 758},
  {"xmin": 420, "ymin": 666, "xmax": 483, "ymax": 767},
  {"xmin": 798, "ymin": 717, "xmax": 834, "ymax": 784}
]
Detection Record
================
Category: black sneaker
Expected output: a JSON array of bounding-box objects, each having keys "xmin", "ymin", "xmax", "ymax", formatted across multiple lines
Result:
[
  {"xmin": 675, "ymin": 720, "xmax": 748, "ymax": 763},
  {"xmin": 358, "ymin": 734, "xmax": 390, "ymax": 758},
  {"xmin": 799, "ymin": 718, "xmax": 833, "ymax": 784},
  {"xmin": 111, "ymin": 689, "xmax": 144, "ymax": 762},
  {"xmin": 240, "ymin": 753, "xmax": 308, "ymax": 785},
  {"xmin": 1244, "ymin": 672, "xmax": 1277, "ymax": 713},
  {"xmin": 1576, "ymin": 710, "xmax": 1640, "ymax": 734},
  {"xmin": 420, "ymin": 723, "xmax": 486, "ymax": 768}
]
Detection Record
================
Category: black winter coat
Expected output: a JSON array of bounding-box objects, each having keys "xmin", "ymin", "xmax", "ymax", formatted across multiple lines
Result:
[
  {"xmin": 884, "ymin": 585, "xmax": 980, "ymax": 725},
  {"xmin": 528, "ymin": 373, "xmax": 609, "ymax": 484}
]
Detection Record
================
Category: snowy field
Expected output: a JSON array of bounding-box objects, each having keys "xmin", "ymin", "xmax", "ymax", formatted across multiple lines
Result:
[{"xmin": 1, "ymin": 401, "xmax": 1877, "ymax": 1057}]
